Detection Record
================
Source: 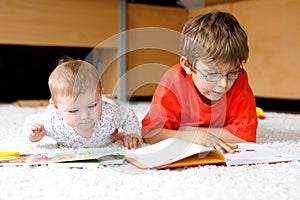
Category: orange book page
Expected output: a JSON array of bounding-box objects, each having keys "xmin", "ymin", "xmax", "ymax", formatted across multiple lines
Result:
[
  {"xmin": 156, "ymin": 151, "xmax": 226, "ymax": 169},
  {"xmin": 126, "ymin": 150, "xmax": 226, "ymax": 169}
]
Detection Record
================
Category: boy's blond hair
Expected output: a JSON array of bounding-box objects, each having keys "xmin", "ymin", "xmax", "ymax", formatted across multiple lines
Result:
[
  {"xmin": 48, "ymin": 58, "xmax": 101, "ymax": 104},
  {"xmin": 181, "ymin": 11, "xmax": 248, "ymax": 70}
]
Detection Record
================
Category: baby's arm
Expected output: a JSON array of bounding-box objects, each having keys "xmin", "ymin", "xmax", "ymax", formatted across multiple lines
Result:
[
  {"xmin": 29, "ymin": 124, "xmax": 46, "ymax": 142},
  {"xmin": 124, "ymin": 134, "xmax": 143, "ymax": 149},
  {"xmin": 112, "ymin": 131, "xmax": 143, "ymax": 149},
  {"xmin": 23, "ymin": 105, "xmax": 52, "ymax": 143},
  {"xmin": 118, "ymin": 106, "xmax": 143, "ymax": 149}
]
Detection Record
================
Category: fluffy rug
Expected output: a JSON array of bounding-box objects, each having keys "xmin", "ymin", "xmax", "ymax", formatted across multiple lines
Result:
[{"xmin": 0, "ymin": 102, "xmax": 300, "ymax": 200}]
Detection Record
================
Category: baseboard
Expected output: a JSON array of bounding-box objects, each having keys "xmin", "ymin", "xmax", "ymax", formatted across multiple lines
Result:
[
  {"xmin": 255, "ymin": 97, "xmax": 300, "ymax": 113},
  {"xmin": 129, "ymin": 96, "xmax": 153, "ymax": 102}
]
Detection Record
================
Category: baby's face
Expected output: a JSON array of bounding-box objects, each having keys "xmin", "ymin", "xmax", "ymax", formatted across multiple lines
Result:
[
  {"xmin": 55, "ymin": 88, "xmax": 102, "ymax": 135},
  {"xmin": 192, "ymin": 60, "xmax": 238, "ymax": 101}
]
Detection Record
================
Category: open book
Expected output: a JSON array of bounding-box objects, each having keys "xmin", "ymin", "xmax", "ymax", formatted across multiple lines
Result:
[
  {"xmin": 124, "ymin": 138, "xmax": 298, "ymax": 168},
  {"xmin": 0, "ymin": 138, "xmax": 298, "ymax": 168},
  {"xmin": 0, "ymin": 148, "xmax": 125, "ymax": 167}
]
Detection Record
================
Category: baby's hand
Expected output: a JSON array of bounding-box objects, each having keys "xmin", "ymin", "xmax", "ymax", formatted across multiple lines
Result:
[
  {"xmin": 124, "ymin": 134, "xmax": 143, "ymax": 149},
  {"xmin": 29, "ymin": 124, "xmax": 46, "ymax": 142}
]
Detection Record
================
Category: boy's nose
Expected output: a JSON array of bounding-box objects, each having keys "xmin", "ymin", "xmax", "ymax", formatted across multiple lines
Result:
[{"xmin": 218, "ymin": 76, "xmax": 228, "ymax": 88}]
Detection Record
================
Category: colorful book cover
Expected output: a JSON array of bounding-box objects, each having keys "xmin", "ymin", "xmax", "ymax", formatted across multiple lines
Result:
[{"xmin": 0, "ymin": 148, "xmax": 124, "ymax": 167}]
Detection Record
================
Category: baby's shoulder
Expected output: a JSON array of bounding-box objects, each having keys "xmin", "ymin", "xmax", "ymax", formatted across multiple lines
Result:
[{"xmin": 102, "ymin": 101, "xmax": 121, "ymax": 115}]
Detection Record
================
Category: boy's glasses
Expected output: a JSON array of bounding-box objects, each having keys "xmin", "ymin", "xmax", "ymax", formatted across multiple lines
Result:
[{"xmin": 196, "ymin": 67, "xmax": 244, "ymax": 82}]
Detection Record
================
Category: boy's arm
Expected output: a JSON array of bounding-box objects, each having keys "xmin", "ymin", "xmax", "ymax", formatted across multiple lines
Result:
[{"xmin": 143, "ymin": 127, "xmax": 244, "ymax": 153}]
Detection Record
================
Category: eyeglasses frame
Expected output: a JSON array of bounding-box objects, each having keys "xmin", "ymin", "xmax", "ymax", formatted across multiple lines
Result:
[{"xmin": 190, "ymin": 60, "xmax": 244, "ymax": 82}]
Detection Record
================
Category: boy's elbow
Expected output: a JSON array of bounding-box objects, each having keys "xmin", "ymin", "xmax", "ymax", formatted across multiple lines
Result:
[
  {"xmin": 143, "ymin": 137, "xmax": 157, "ymax": 145},
  {"xmin": 142, "ymin": 128, "xmax": 171, "ymax": 144}
]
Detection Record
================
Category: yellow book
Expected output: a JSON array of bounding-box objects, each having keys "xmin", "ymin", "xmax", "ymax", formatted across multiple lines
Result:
[{"xmin": 0, "ymin": 152, "xmax": 20, "ymax": 157}]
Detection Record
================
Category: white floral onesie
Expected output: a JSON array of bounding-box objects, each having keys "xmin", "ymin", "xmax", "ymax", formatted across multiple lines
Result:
[{"xmin": 23, "ymin": 101, "xmax": 141, "ymax": 148}]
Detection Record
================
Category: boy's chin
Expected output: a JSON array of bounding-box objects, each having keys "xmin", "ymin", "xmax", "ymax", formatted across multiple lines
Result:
[{"xmin": 208, "ymin": 93, "xmax": 225, "ymax": 101}]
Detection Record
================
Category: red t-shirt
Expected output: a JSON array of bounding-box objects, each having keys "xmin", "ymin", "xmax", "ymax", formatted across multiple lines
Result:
[{"xmin": 141, "ymin": 63, "xmax": 257, "ymax": 142}]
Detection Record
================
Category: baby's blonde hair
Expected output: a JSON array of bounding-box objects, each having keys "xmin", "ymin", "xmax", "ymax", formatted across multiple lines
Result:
[
  {"xmin": 181, "ymin": 11, "xmax": 248, "ymax": 69},
  {"xmin": 48, "ymin": 57, "xmax": 101, "ymax": 104}
]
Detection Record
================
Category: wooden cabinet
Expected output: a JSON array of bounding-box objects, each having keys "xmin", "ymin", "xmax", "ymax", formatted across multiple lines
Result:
[
  {"xmin": 126, "ymin": 4, "xmax": 187, "ymax": 97},
  {"xmin": 0, "ymin": 0, "xmax": 299, "ymax": 100},
  {"xmin": 0, "ymin": 0, "xmax": 119, "ymax": 48}
]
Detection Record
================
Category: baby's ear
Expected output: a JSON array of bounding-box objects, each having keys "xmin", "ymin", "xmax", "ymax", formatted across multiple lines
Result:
[
  {"xmin": 49, "ymin": 98, "xmax": 57, "ymax": 109},
  {"xmin": 180, "ymin": 56, "xmax": 193, "ymax": 75},
  {"xmin": 51, "ymin": 101, "xmax": 59, "ymax": 110},
  {"xmin": 52, "ymin": 104, "xmax": 59, "ymax": 110}
]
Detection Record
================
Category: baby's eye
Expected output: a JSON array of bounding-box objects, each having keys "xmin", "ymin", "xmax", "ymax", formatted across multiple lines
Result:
[
  {"xmin": 88, "ymin": 103, "xmax": 97, "ymax": 109},
  {"xmin": 68, "ymin": 109, "xmax": 78, "ymax": 114}
]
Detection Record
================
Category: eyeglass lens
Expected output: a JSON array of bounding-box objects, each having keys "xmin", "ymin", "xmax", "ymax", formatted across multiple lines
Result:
[{"xmin": 206, "ymin": 71, "xmax": 241, "ymax": 81}]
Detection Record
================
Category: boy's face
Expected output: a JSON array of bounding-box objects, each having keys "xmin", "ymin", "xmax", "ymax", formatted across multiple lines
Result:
[
  {"xmin": 54, "ymin": 87, "xmax": 102, "ymax": 136},
  {"xmin": 191, "ymin": 60, "xmax": 239, "ymax": 101}
]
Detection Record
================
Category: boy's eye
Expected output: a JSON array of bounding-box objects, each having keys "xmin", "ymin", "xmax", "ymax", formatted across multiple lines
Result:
[{"xmin": 88, "ymin": 103, "xmax": 97, "ymax": 109}]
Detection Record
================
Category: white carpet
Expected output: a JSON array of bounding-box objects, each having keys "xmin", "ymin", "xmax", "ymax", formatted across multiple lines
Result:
[{"xmin": 0, "ymin": 102, "xmax": 300, "ymax": 200}]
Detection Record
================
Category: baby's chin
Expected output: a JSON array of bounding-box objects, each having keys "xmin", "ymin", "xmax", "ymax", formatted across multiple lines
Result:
[{"xmin": 74, "ymin": 123, "xmax": 96, "ymax": 138}]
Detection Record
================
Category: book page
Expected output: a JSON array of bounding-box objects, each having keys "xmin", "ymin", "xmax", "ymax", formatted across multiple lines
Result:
[
  {"xmin": 124, "ymin": 138, "xmax": 214, "ymax": 168},
  {"xmin": 224, "ymin": 142, "xmax": 298, "ymax": 166}
]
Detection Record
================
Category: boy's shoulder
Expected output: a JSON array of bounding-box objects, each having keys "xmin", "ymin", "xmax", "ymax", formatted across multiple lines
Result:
[
  {"xmin": 162, "ymin": 63, "xmax": 187, "ymax": 80},
  {"xmin": 159, "ymin": 63, "xmax": 193, "ymax": 88},
  {"xmin": 167, "ymin": 63, "xmax": 182, "ymax": 73},
  {"xmin": 233, "ymin": 70, "xmax": 249, "ymax": 87},
  {"xmin": 227, "ymin": 70, "xmax": 253, "ymax": 98}
]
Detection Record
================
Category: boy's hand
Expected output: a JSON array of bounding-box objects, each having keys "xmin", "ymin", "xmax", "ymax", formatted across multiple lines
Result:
[
  {"xmin": 178, "ymin": 127, "xmax": 238, "ymax": 153},
  {"xmin": 29, "ymin": 124, "xmax": 46, "ymax": 142},
  {"xmin": 197, "ymin": 133, "xmax": 238, "ymax": 154},
  {"xmin": 124, "ymin": 134, "xmax": 143, "ymax": 149},
  {"xmin": 212, "ymin": 140, "xmax": 238, "ymax": 154}
]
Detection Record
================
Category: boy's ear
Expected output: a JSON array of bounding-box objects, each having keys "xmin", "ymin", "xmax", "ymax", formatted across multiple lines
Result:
[{"xmin": 180, "ymin": 56, "xmax": 193, "ymax": 75}]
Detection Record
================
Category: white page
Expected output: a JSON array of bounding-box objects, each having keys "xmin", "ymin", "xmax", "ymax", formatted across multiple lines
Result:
[
  {"xmin": 124, "ymin": 138, "xmax": 213, "ymax": 168},
  {"xmin": 224, "ymin": 142, "xmax": 298, "ymax": 166}
]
